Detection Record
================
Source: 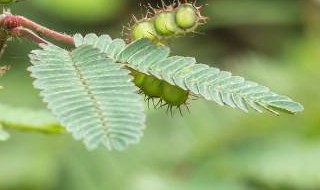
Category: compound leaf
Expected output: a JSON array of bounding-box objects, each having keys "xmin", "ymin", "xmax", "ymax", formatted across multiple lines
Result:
[
  {"xmin": 120, "ymin": 39, "xmax": 303, "ymax": 114},
  {"xmin": 28, "ymin": 44, "xmax": 145, "ymax": 150},
  {"xmin": 74, "ymin": 34, "xmax": 303, "ymax": 115}
]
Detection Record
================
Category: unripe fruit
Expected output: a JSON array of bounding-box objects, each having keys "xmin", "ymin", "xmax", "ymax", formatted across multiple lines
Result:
[
  {"xmin": 125, "ymin": 1, "xmax": 206, "ymax": 112},
  {"xmin": 142, "ymin": 75, "xmax": 162, "ymax": 98},
  {"xmin": 161, "ymin": 82, "xmax": 188, "ymax": 106},
  {"xmin": 133, "ymin": 73, "xmax": 145, "ymax": 88},
  {"xmin": 131, "ymin": 21, "xmax": 157, "ymax": 41},
  {"xmin": 127, "ymin": 1, "xmax": 206, "ymax": 43},
  {"xmin": 153, "ymin": 12, "xmax": 180, "ymax": 36},
  {"xmin": 175, "ymin": 4, "xmax": 198, "ymax": 30},
  {"xmin": 129, "ymin": 69, "xmax": 146, "ymax": 88}
]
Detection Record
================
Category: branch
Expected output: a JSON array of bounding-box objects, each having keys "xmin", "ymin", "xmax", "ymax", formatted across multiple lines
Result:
[
  {"xmin": 0, "ymin": 13, "xmax": 75, "ymax": 45},
  {"xmin": 10, "ymin": 26, "xmax": 51, "ymax": 45}
]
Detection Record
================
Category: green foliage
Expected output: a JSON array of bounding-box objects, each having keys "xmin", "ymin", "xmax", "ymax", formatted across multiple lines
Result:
[
  {"xmin": 31, "ymin": 0, "xmax": 125, "ymax": 23},
  {"xmin": 0, "ymin": 124, "xmax": 10, "ymax": 141},
  {"xmin": 0, "ymin": 0, "xmax": 315, "ymax": 189},
  {"xmin": 0, "ymin": 0, "xmax": 12, "ymax": 4},
  {"xmin": 22, "ymin": 32, "xmax": 303, "ymax": 151},
  {"xmin": 0, "ymin": 0, "xmax": 25, "ymax": 5},
  {"xmin": 75, "ymin": 33, "xmax": 303, "ymax": 115},
  {"xmin": 28, "ymin": 44, "xmax": 145, "ymax": 150},
  {"xmin": 121, "ymin": 39, "xmax": 303, "ymax": 114},
  {"xmin": 0, "ymin": 103, "xmax": 62, "ymax": 134}
]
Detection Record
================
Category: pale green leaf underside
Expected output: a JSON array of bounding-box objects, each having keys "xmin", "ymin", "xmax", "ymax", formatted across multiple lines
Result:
[
  {"xmin": 0, "ymin": 103, "xmax": 63, "ymax": 134},
  {"xmin": 74, "ymin": 34, "xmax": 303, "ymax": 115},
  {"xmin": 28, "ymin": 44, "xmax": 145, "ymax": 150}
]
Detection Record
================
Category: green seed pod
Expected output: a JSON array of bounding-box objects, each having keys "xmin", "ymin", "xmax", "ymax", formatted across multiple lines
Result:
[
  {"xmin": 125, "ymin": 1, "xmax": 205, "ymax": 112},
  {"xmin": 153, "ymin": 11, "xmax": 181, "ymax": 36},
  {"xmin": 127, "ymin": 1, "xmax": 206, "ymax": 43},
  {"xmin": 133, "ymin": 73, "xmax": 146, "ymax": 88},
  {"xmin": 131, "ymin": 20, "xmax": 157, "ymax": 41},
  {"xmin": 175, "ymin": 4, "xmax": 199, "ymax": 30},
  {"xmin": 161, "ymin": 82, "xmax": 189, "ymax": 106},
  {"xmin": 142, "ymin": 75, "xmax": 163, "ymax": 98},
  {"xmin": 129, "ymin": 69, "xmax": 146, "ymax": 88}
]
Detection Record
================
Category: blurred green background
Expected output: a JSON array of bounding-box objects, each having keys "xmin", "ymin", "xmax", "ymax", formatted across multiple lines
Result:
[{"xmin": 0, "ymin": 0, "xmax": 319, "ymax": 189}]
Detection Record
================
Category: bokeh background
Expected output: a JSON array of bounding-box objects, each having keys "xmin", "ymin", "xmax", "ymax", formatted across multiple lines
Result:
[{"xmin": 0, "ymin": 0, "xmax": 319, "ymax": 189}]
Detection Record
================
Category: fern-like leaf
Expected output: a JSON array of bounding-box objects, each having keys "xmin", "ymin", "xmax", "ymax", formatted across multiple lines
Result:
[
  {"xmin": 28, "ymin": 44, "xmax": 145, "ymax": 150},
  {"xmin": 120, "ymin": 40, "xmax": 304, "ymax": 114},
  {"xmin": 74, "ymin": 34, "xmax": 303, "ymax": 115}
]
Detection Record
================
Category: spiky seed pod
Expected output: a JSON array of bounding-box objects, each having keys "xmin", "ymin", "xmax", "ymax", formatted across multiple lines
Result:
[
  {"xmin": 141, "ymin": 75, "xmax": 162, "ymax": 98},
  {"xmin": 175, "ymin": 4, "xmax": 199, "ymax": 30},
  {"xmin": 126, "ymin": 1, "xmax": 206, "ymax": 113},
  {"xmin": 153, "ymin": 11, "xmax": 180, "ymax": 36},
  {"xmin": 129, "ymin": 68, "xmax": 146, "ymax": 88},
  {"xmin": 129, "ymin": 66, "xmax": 189, "ymax": 108},
  {"xmin": 127, "ymin": 1, "xmax": 206, "ymax": 42},
  {"xmin": 161, "ymin": 82, "xmax": 189, "ymax": 106},
  {"xmin": 131, "ymin": 20, "xmax": 157, "ymax": 41}
]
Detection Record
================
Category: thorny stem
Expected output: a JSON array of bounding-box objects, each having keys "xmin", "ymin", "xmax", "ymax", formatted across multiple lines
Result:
[{"xmin": 0, "ymin": 13, "xmax": 75, "ymax": 46}]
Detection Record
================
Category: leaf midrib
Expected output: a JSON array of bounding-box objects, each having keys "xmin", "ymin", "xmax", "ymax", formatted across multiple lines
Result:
[{"xmin": 71, "ymin": 57, "xmax": 109, "ymax": 140}]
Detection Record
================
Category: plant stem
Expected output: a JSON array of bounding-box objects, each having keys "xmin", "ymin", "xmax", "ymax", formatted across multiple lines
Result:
[
  {"xmin": 1, "ymin": 14, "xmax": 75, "ymax": 45},
  {"xmin": 13, "ymin": 15, "xmax": 74, "ymax": 44},
  {"xmin": 10, "ymin": 26, "xmax": 51, "ymax": 45},
  {"xmin": 2, "ymin": 122, "xmax": 65, "ymax": 134}
]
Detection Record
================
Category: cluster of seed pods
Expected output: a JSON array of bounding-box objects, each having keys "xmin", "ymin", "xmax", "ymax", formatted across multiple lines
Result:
[
  {"xmin": 128, "ymin": 0, "xmax": 206, "ymax": 42},
  {"xmin": 126, "ymin": 1, "xmax": 207, "ymax": 112}
]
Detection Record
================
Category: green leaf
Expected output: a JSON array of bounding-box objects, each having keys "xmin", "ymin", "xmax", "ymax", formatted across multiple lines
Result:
[
  {"xmin": 0, "ymin": 103, "xmax": 63, "ymax": 134},
  {"xmin": 74, "ymin": 34, "xmax": 303, "ymax": 115},
  {"xmin": 0, "ymin": 124, "xmax": 10, "ymax": 141},
  {"xmin": 28, "ymin": 44, "xmax": 145, "ymax": 150},
  {"xmin": 119, "ymin": 41, "xmax": 304, "ymax": 115}
]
